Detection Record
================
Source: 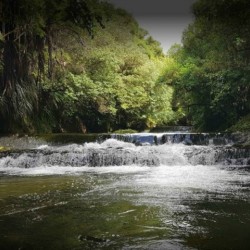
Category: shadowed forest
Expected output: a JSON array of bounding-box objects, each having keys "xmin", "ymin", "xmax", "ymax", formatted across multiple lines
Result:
[
  {"xmin": 0, "ymin": 0, "xmax": 249, "ymax": 133},
  {"xmin": 1, "ymin": 2, "xmax": 250, "ymax": 249}
]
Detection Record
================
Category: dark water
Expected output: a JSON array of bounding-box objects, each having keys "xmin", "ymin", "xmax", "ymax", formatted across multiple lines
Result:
[{"xmin": 0, "ymin": 135, "xmax": 250, "ymax": 249}]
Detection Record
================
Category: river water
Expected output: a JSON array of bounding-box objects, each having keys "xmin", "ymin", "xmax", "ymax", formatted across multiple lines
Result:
[{"xmin": 0, "ymin": 134, "xmax": 250, "ymax": 249}]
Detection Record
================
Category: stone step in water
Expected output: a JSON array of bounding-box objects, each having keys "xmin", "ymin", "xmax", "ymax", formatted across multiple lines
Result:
[
  {"xmin": 111, "ymin": 133, "xmax": 235, "ymax": 146},
  {"xmin": 0, "ymin": 139, "xmax": 249, "ymax": 169}
]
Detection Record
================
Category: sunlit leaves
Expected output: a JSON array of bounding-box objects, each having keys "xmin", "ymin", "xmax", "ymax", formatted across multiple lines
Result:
[{"xmin": 163, "ymin": 0, "xmax": 250, "ymax": 131}]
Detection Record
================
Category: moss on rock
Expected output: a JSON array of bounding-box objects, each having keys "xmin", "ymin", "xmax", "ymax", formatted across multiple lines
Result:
[{"xmin": 0, "ymin": 146, "xmax": 11, "ymax": 152}]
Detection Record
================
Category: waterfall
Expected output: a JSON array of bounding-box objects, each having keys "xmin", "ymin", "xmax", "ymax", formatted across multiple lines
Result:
[
  {"xmin": 1, "ymin": 132, "xmax": 250, "ymax": 250},
  {"xmin": 111, "ymin": 132, "xmax": 234, "ymax": 146},
  {"xmin": 0, "ymin": 133, "xmax": 249, "ymax": 175}
]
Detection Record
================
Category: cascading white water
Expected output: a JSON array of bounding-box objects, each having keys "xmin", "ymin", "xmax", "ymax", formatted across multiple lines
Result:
[
  {"xmin": 0, "ymin": 133, "xmax": 249, "ymax": 176},
  {"xmin": 1, "ymin": 133, "xmax": 250, "ymax": 250}
]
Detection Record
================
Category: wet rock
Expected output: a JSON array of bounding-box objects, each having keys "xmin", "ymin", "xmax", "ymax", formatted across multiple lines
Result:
[
  {"xmin": 78, "ymin": 235, "xmax": 107, "ymax": 243},
  {"xmin": 232, "ymin": 133, "xmax": 250, "ymax": 148}
]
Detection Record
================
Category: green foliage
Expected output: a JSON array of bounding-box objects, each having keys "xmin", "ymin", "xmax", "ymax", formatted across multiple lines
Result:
[
  {"xmin": 228, "ymin": 114, "xmax": 250, "ymax": 132},
  {"xmin": 4, "ymin": 0, "xmax": 249, "ymax": 133},
  {"xmin": 162, "ymin": 0, "xmax": 250, "ymax": 131},
  {"xmin": 0, "ymin": 0, "xmax": 175, "ymax": 133},
  {"xmin": 0, "ymin": 0, "xmax": 104, "ymax": 133},
  {"xmin": 40, "ymin": 2, "xmax": 176, "ymax": 132}
]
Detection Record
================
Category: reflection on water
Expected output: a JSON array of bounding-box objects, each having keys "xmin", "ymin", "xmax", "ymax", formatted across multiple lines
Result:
[
  {"xmin": 0, "ymin": 137, "xmax": 250, "ymax": 249},
  {"xmin": 1, "ymin": 166, "xmax": 250, "ymax": 250},
  {"xmin": 0, "ymin": 174, "xmax": 171, "ymax": 250}
]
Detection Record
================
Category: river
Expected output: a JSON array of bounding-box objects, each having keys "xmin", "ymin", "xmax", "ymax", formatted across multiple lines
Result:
[{"xmin": 0, "ymin": 133, "xmax": 250, "ymax": 249}]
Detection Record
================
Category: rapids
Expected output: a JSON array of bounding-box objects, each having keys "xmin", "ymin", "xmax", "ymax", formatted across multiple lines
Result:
[{"xmin": 0, "ymin": 133, "xmax": 250, "ymax": 249}]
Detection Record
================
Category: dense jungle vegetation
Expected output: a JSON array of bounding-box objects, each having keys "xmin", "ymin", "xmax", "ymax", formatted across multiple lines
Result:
[
  {"xmin": 167, "ymin": 0, "xmax": 250, "ymax": 132},
  {"xmin": 0, "ymin": 0, "xmax": 249, "ymax": 133}
]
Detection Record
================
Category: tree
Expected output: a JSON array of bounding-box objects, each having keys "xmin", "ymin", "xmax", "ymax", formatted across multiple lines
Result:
[
  {"xmin": 0, "ymin": 0, "xmax": 174, "ymax": 133},
  {"xmin": 165, "ymin": 0, "xmax": 250, "ymax": 131},
  {"xmin": 0, "ymin": 0, "xmax": 102, "ymax": 132}
]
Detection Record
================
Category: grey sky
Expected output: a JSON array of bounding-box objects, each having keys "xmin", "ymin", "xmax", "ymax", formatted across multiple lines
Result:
[{"xmin": 106, "ymin": 0, "xmax": 196, "ymax": 52}]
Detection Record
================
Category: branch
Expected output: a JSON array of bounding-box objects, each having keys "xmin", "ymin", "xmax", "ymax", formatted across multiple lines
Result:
[{"xmin": 55, "ymin": 25, "xmax": 85, "ymax": 46}]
